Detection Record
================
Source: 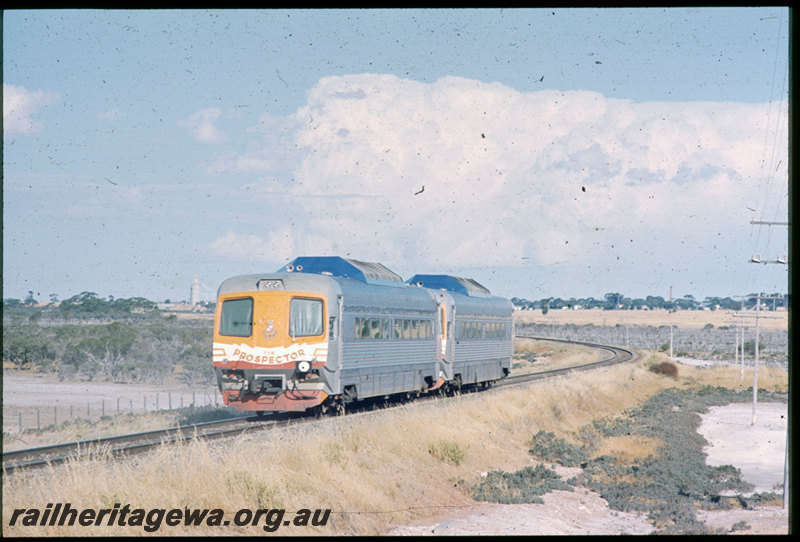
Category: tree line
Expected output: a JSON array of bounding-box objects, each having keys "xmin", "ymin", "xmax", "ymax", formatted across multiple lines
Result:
[
  {"xmin": 3, "ymin": 293, "xmax": 213, "ymax": 385},
  {"xmin": 2, "ymin": 289, "xmax": 788, "ymax": 383},
  {"xmin": 512, "ymin": 292, "xmax": 789, "ymax": 314}
]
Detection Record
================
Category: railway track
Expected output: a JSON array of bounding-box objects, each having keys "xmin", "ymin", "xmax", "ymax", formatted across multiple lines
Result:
[
  {"xmin": 2, "ymin": 337, "xmax": 634, "ymax": 475},
  {"xmin": 1, "ymin": 413, "xmax": 306, "ymax": 474},
  {"xmin": 502, "ymin": 335, "xmax": 635, "ymax": 386}
]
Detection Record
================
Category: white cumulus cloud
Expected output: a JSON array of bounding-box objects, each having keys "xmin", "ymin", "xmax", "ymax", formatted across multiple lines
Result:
[
  {"xmin": 179, "ymin": 107, "xmax": 226, "ymax": 144},
  {"xmin": 3, "ymin": 83, "xmax": 58, "ymax": 135},
  {"xmin": 211, "ymin": 74, "xmax": 788, "ymax": 286}
]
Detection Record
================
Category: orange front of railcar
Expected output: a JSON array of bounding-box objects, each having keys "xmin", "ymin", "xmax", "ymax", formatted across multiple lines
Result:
[{"xmin": 213, "ymin": 290, "xmax": 329, "ymax": 411}]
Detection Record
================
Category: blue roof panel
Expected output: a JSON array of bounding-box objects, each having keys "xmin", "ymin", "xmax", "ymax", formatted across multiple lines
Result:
[
  {"xmin": 405, "ymin": 274, "xmax": 491, "ymax": 297},
  {"xmin": 278, "ymin": 257, "xmax": 404, "ymax": 287}
]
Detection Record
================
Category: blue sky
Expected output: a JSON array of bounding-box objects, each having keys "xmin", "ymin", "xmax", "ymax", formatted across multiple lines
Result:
[{"xmin": 3, "ymin": 8, "xmax": 789, "ymax": 303}]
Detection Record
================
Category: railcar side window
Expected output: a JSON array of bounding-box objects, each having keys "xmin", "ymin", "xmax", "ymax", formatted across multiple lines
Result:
[
  {"xmin": 381, "ymin": 318, "xmax": 391, "ymax": 339},
  {"xmin": 356, "ymin": 317, "xmax": 392, "ymax": 339},
  {"xmin": 391, "ymin": 319, "xmax": 432, "ymax": 340},
  {"xmin": 356, "ymin": 317, "xmax": 434, "ymax": 340},
  {"xmin": 370, "ymin": 318, "xmax": 382, "ymax": 339},
  {"xmin": 219, "ymin": 298, "xmax": 253, "ymax": 337},
  {"xmin": 290, "ymin": 298, "xmax": 324, "ymax": 337},
  {"xmin": 459, "ymin": 320, "xmax": 509, "ymax": 340},
  {"xmin": 421, "ymin": 320, "xmax": 431, "ymax": 338}
]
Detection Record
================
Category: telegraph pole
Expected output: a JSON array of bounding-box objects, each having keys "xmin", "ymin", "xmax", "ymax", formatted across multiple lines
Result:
[
  {"xmin": 732, "ymin": 294, "xmax": 784, "ymax": 424},
  {"xmin": 746, "ymin": 217, "xmax": 788, "ymax": 425},
  {"xmin": 669, "ymin": 324, "xmax": 673, "ymax": 359},
  {"xmin": 752, "ymin": 292, "xmax": 760, "ymax": 426}
]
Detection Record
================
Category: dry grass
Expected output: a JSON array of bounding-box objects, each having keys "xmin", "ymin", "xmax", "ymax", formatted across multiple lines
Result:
[
  {"xmin": 641, "ymin": 350, "xmax": 788, "ymax": 392},
  {"xmin": 590, "ymin": 435, "xmax": 664, "ymax": 464},
  {"xmin": 2, "ymin": 411, "xmax": 184, "ymax": 452},
  {"xmin": 3, "ymin": 348, "xmax": 788, "ymax": 536}
]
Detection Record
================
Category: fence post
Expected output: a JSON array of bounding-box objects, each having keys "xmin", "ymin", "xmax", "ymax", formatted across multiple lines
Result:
[
  {"xmin": 156, "ymin": 393, "xmax": 159, "ymax": 411},
  {"xmin": 37, "ymin": 409, "xmax": 40, "ymax": 431},
  {"xmin": 87, "ymin": 402, "xmax": 91, "ymax": 420},
  {"xmin": 54, "ymin": 406, "xmax": 58, "ymax": 428},
  {"xmin": 192, "ymin": 391, "xmax": 196, "ymax": 408},
  {"xmin": 117, "ymin": 397, "xmax": 120, "ymax": 413},
  {"xmin": 102, "ymin": 399, "xmax": 105, "ymax": 418},
  {"xmin": 169, "ymin": 392, "xmax": 172, "ymax": 410},
  {"xmin": 19, "ymin": 412, "xmax": 23, "ymax": 433},
  {"xmin": 144, "ymin": 395, "xmax": 147, "ymax": 412}
]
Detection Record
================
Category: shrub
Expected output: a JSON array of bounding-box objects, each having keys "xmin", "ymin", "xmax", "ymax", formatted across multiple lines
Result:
[
  {"xmin": 529, "ymin": 430, "xmax": 588, "ymax": 467},
  {"xmin": 649, "ymin": 361, "xmax": 678, "ymax": 379},
  {"xmin": 472, "ymin": 464, "xmax": 573, "ymax": 504},
  {"xmin": 428, "ymin": 440, "xmax": 466, "ymax": 466},
  {"xmin": 570, "ymin": 387, "xmax": 786, "ymax": 534}
]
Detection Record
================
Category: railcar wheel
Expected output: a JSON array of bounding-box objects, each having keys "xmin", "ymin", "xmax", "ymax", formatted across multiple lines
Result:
[
  {"xmin": 333, "ymin": 401, "xmax": 346, "ymax": 416},
  {"xmin": 312, "ymin": 402, "xmax": 329, "ymax": 418},
  {"xmin": 447, "ymin": 376, "xmax": 463, "ymax": 397}
]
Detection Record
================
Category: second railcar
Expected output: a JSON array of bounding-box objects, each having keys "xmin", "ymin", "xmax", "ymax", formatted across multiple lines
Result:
[{"xmin": 406, "ymin": 274, "xmax": 514, "ymax": 392}]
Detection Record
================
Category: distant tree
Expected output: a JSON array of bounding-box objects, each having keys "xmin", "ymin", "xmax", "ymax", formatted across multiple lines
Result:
[
  {"xmin": 742, "ymin": 339, "xmax": 765, "ymax": 356},
  {"xmin": 58, "ymin": 292, "xmax": 157, "ymax": 318},
  {"xmin": 603, "ymin": 292, "xmax": 623, "ymax": 310},
  {"xmin": 583, "ymin": 297, "xmax": 601, "ymax": 309},
  {"xmin": 3, "ymin": 333, "xmax": 56, "ymax": 370},
  {"xmin": 3, "ymin": 298, "xmax": 23, "ymax": 309},
  {"xmin": 541, "ymin": 298, "xmax": 550, "ymax": 315}
]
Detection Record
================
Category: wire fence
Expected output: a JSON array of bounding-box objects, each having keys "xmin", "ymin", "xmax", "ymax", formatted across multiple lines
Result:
[{"xmin": 7, "ymin": 388, "xmax": 223, "ymax": 434}]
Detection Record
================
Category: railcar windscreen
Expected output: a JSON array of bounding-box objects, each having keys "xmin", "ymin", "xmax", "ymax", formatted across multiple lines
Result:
[
  {"xmin": 219, "ymin": 298, "xmax": 253, "ymax": 337},
  {"xmin": 290, "ymin": 298, "xmax": 324, "ymax": 337}
]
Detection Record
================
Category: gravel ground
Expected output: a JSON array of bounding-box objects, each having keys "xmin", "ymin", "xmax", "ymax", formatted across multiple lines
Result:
[
  {"xmin": 2, "ymin": 370, "xmax": 219, "ymax": 434},
  {"xmin": 387, "ymin": 402, "xmax": 789, "ymax": 535}
]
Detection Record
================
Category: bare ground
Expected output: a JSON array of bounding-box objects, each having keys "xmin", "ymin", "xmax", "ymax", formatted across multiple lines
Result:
[
  {"xmin": 2, "ymin": 370, "xmax": 219, "ymax": 436},
  {"xmin": 387, "ymin": 402, "xmax": 789, "ymax": 535}
]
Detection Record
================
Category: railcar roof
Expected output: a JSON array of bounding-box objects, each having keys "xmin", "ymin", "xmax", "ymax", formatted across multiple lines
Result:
[
  {"xmin": 278, "ymin": 256, "xmax": 404, "ymax": 287},
  {"xmin": 405, "ymin": 274, "xmax": 491, "ymax": 297}
]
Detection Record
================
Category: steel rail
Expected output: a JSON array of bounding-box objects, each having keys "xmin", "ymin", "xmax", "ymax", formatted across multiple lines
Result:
[
  {"xmin": 3, "ymin": 337, "xmax": 634, "ymax": 475},
  {"xmin": 2, "ymin": 413, "xmax": 303, "ymax": 474},
  {"xmin": 497, "ymin": 335, "xmax": 635, "ymax": 387}
]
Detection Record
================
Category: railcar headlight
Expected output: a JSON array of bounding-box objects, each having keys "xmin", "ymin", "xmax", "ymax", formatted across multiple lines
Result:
[{"xmin": 296, "ymin": 360, "xmax": 312, "ymax": 375}]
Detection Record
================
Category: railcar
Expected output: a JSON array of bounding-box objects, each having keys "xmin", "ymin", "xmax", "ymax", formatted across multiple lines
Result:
[
  {"xmin": 212, "ymin": 257, "xmax": 513, "ymax": 414},
  {"xmin": 405, "ymin": 274, "xmax": 515, "ymax": 393}
]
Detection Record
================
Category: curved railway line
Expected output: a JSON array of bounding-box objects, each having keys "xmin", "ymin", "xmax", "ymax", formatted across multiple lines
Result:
[{"xmin": 2, "ymin": 336, "xmax": 634, "ymax": 475}]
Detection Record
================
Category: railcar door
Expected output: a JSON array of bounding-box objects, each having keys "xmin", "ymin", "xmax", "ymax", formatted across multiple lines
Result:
[{"xmin": 435, "ymin": 291, "xmax": 455, "ymax": 382}]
